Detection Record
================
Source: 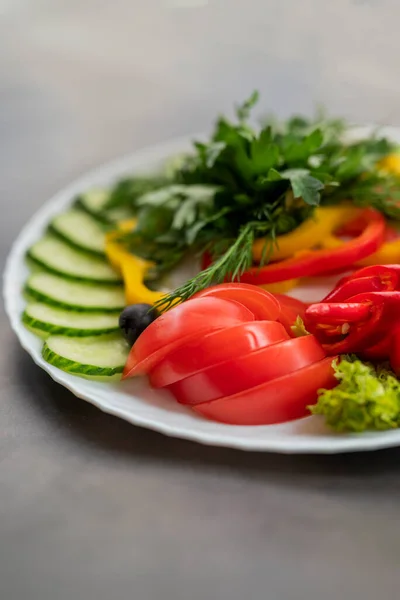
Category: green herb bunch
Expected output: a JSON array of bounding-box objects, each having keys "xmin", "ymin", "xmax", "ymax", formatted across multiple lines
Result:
[{"xmin": 110, "ymin": 92, "xmax": 400, "ymax": 306}]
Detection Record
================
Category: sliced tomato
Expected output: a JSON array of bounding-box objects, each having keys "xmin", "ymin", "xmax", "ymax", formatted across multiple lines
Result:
[
  {"xmin": 272, "ymin": 293, "xmax": 308, "ymax": 334},
  {"xmin": 192, "ymin": 283, "xmax": 281, "ymax": 321},
  {"xmin": 193, "ymin": 357, "xmax": 337, "ymax": 425},
  {"xmin": 149, "ymin": 320, "xmax": 289, "ymax": 388},
  {"xmin": 123, "ymin": 297, "xmax": 254, "ymax": 378},
  {"xmin": 273, "ymin": 294, "xmax": 308, "ymax": 315},
  {"xmin": 167, "ymin": 335, "xmax": 326, "ymax": 405}
]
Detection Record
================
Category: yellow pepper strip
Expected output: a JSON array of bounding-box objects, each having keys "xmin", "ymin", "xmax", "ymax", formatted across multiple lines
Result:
[
  {"xmin": 358, "ymin": 152, "xmax": 400, "ymax": 265},
  {"xmin": 378, "ymin": 153, "xmax": 400, "ymax": 176},
  {"xmin": 105, "ymin": 219, "xmax": 166, "ymax": 307},
  {"xmin": 252, "ymin": 205, "xmax": 361, "ymax": 263},
  {"xmin": 357, "ymin": 238, "xmax": 400, "ymax": 266}
]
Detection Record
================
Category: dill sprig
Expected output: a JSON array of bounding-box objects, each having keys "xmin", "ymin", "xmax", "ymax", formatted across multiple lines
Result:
[{"xmin": 154, "ymin": 221, "xmax": 275, "ymax": 310}]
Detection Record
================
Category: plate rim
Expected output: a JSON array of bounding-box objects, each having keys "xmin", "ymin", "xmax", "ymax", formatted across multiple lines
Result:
[{"xmin": 5, "ymin": 129, "xmax": 400, "ymax": 454}]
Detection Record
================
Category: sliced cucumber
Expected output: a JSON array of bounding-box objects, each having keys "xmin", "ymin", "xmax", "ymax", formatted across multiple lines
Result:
[
  {"xmin": 23, "ymin": 303, "xmax": 120, "ymax": 337},
  {"xmin": 42, "ymin": 333, "xmax": 129, "ymax": 378},
  {"xmin": 75, "ymin": 189, "xmax": 110, "ymax": 222},
  {"xmin": 27, "ymin": 235, "xmax": 122, "ymax": 284},
  {"xmin": 106, "ymin": 206, "xmax": 136, "ymax": 222},
  {"xmin": 49, "ymin": 209, "xmax": 107, "ymax": 256},
  {"xmin": 75, "ymin": 189, "xmax": 134, "ymax": 223},
  {"xmin": 25, "ymin": 273, "xmax": 125, "ymax": 312}
]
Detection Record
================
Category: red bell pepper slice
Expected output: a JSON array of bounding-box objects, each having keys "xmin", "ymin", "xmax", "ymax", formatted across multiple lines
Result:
[
  {"xmin": 321, "ymin": 273, "xmax": 397, "ymax": 303},
  {"xmin": 193, "ymin": 357, "xmax": 337, "ymax": 426},
  {"xmin": 323, "ymin": 265, "xmax": 400, "ymax": 301},
  {"xmin": 238, "ymin": 209, "xmax": 385, "ymax": 285},
  {"xmin": 200, "ymin": 209, "xmax": 385, "ymax": 286},
  {"xmin": 304, "ymin": 259, "xmax": 400, "ymax": 355},
  {"xmin": 305, "ymin": 296, "xmax": 386, "ymax": 354},
  {"xmin": 361, "ymin": 336, "xmax": 391, "ymax": 361}
]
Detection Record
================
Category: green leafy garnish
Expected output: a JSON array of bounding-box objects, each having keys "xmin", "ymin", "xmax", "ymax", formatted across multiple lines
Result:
[
  {"xmin": 311, "ymin": 358, "xmax": 400, "ymax": 432},
  {"xmin": 108, "ymin": 92, "xmax": 400, "ymax": 305},
  {"xmin": 105, "ymin": 176, "xmax": 169, "ymax": 211}
]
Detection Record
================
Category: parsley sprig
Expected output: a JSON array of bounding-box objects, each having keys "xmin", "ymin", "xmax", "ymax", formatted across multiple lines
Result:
[{"xmin": 110, "ymin": 92, "xmax": 399, "ymax": 307}]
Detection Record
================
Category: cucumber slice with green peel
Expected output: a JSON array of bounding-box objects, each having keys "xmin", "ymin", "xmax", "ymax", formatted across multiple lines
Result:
[
  {"xmin": 27, "ymin": 236, "xmax": 122, "ymax": 284},
  {"xmin": 42, "ymin": 334, "xmax": 129, "ymax": 378},
  {"xmin": 49, "ymin": 209, "xmax": 107, "ymax": 256},
  {"xmin": 106, "ymin": 206, "xmax": 135, "ymax": 222},
  {"xmin": 25, "ymin": 273, "xmax": 125, "ymax": 312},
  {"xmin": 22, "ymin": 303, "xmax": 120, "ymax": 337},
  {"xmin": 75, "ymin": 189, "xmax": 110, "ymax": 222},
  {"xmin": 75, "ymin": 190, "xmax": 134, "ymax": 224}
]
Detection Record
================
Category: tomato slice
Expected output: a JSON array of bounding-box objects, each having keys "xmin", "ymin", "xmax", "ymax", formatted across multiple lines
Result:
[
  {"xmin": 272, "ymin": 293, "xmax": 308, "ymax": 334},
  {"xmin": 273, "ymin": 293, "xmax": 308, "ymax": 316},
  {"xmin": 192, "ymin": 283, "xmax": 281, "ymax": 321},
  {"xmin": 149, "ymin": 320, "xmax": 289, "ymax": 388},
  {"xmin": 123, "ymin": 297, "xmax": 255, "ymax": 378},
  {"xmin": 167, "ymin": 335, "xmax": 326, "ymax": 405},
  {"xmin": 193, "ymin": 357, "xmax": 337, "ymax": 425}
]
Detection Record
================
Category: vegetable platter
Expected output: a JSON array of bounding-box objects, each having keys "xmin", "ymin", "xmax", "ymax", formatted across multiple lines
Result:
[{"xmin": 6, "ymin": 93, "xmax": 400, "ymax": 452}]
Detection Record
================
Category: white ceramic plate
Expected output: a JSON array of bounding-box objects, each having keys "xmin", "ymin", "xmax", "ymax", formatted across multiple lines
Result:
[{"xmin": 5, "ymin": 129, "xmax": 400, "ymax": 454}]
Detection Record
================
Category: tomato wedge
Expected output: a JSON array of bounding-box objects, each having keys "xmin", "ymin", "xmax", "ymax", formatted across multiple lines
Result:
[
  {"xmin": 272, "ymin": 293, "xmax": 308, "ymax": 334},
  {"xmin": 193, "ymin": 357, "xmax": 336, "ymax": 425},
  {"xmin": 273, "ymin": 293, "xmax": 308, "ymax": 316},
  {"xmin": 123, "ymin": 297, "xmax": 254, "ymax": 378},
  {"xmin": 167, "ymin": 335, "xmax": 326, "ymax": 405},
  {"xmin": 149, "ymin": 320, "xmax": 289, "ymax": 388},
  {"xmin": 193, "ymin": 283, "xmax": 281, "ymax": 321}
]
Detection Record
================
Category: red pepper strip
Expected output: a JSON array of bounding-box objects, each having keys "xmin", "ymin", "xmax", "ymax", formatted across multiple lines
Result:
[
  {"xmin": 320, "ymin": 302, "xmax": 385, "ymax": 354},
  {"xmin": 305, "ymin": 297, "xmax": 386, "ymax": 354},
  {"xmin": 361, "ymin": 336, "xmax": 391, "ymax": 361},
  {"xmin": 347, "ymin": 291, "xmax": 400, "ymax": 327},
  {"xmin": 322, "ymin": 273, "xmax": 398, "ymax": 303},
  {"xmin": 305, "ymin": 302, "xmax": 372, "ymax": 325},
  {"xmin": 305, "ymin": 302, "xmax": 374, "ymax": 345},
  {"xmin": 384, "ymin": 226, "xmax": 399, "ymax": 242},
  {"xmin": 339, "ymin": 218, "xmax": 398, "ymax": 242},
  {"xmin": 237, "ymin": 209, "xmax": 385, "ymax": 285},
  {"xmin": 325, "ymin": 265, "xmax": 400, "ymax": 300}
]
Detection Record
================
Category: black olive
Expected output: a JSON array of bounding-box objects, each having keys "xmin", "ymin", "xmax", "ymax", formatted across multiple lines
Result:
[{"xmin": 119, "ymin": 303, "xmax": 159, "ymax": 346}]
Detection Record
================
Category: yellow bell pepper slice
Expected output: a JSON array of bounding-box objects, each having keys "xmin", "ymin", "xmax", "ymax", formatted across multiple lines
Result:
[
  {"xmin": 357, "ymin": 238, "xmax": 400, "ymax": 266},
  {"xmin": 105, "ymin": 219, "xmax": 165, "ymax": 307},
  {"xmin": 378, "ymin": 152, "xmax": 400, "ymax": 176},
  {"xmin": 359, "ymin": 152, "xmax": 400, "ymax": 264},
  {"xmin": 252, "ymin": 205, "xmax": 360, "ymax": 263}
]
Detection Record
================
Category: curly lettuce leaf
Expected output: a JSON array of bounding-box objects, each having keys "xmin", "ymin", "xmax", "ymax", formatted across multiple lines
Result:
[{"xmin": 310, "ymin": 358, "xmax": 400, "ymax": 433}]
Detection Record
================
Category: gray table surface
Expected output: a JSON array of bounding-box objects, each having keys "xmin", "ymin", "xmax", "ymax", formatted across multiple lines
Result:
[{"xmin": 2, "ymin": 2, "xmax": 400, "ymax": 599}]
